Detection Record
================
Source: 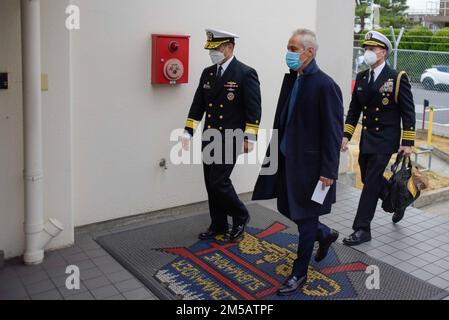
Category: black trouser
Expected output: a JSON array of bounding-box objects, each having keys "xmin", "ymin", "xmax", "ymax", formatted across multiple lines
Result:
[
  {"xmin": 292, "ymin": 218, "xmax": 331, "ymax": 277},
  {"xmin": 203, "ymin": 162, "xmax": 249, "ymax": 231},
  {"xmin": 277, "ymin": 154, "xmax": 332, "ymax": 278},
  {"xmin": 352, "ymin": 153, "xmax": 392, "ymax": 232}
]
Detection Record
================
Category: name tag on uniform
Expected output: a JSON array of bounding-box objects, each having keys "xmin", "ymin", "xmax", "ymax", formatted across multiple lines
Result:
[
  {"xmin": 357, "ymin": 87, "xmax": 363, "ymax": 91},
  {"xmin": 203, "ymin": 83, "xmax": 211, "ymax": 89}
]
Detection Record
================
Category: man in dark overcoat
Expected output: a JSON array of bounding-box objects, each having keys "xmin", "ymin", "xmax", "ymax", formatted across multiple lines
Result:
[{"xmin": 252, "ymin": 29, "xmax": 343, "ymax": 296}]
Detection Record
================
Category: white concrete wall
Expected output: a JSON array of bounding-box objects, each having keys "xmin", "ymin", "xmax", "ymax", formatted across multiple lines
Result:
[
  {"xmin": 0, "ymin": 0, "xmax": 74, "ymax": 259},
  {"xmin": 0, "ymin": 0, "xmax": 354, "ymax": 258},
  {"xmin": 0, "ymin": 0, "xmax": 24, "ymax": 259}
]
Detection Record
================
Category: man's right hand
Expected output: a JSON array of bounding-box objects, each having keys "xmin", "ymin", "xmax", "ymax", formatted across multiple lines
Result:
[
  {"xmin": 181, "ymin": 134, "xmax": 192, "ymax": 151},
  {"xmin": 341, "ymin": 137, "xmax": 349, "ymax": 152}
]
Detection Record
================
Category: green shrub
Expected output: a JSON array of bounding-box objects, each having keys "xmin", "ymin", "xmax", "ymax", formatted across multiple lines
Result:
[
  {"xmin": 429, "ymin": 28, "xmax": 449, "ymax": 52},
  {"xmin": 400, "ymin": 26, "xmax": 433, "ymax": 50}
]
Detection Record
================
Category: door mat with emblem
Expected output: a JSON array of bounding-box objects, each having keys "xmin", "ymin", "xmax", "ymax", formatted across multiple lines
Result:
[{"xmin": 96, "ymin": 204, "xmax": 448, "ymax": 300}]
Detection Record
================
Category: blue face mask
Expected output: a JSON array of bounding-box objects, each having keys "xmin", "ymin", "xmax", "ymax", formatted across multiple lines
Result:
[{"xmin": 286, "ymin": 51, "xmax": 303, "ymax": 71}]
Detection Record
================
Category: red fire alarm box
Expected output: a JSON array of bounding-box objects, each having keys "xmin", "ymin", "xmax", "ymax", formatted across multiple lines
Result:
[{"xmin": 151, "ymin": 34, "xmax": 190, "ymax": 85}]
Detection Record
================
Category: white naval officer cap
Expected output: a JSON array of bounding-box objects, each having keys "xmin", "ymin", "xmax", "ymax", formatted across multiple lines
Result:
[
  {"xmin": 363, "ymin": 31, "xmax": 393, "ymax": 55},
  {"xmin": 204, "ymin": 28, "xmax": 240, "ymax": 50}
]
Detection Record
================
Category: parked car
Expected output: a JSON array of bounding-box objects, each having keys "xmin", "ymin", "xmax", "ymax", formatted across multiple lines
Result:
[{"xmin": 420, "ymin": 65, "xmax": 449, "ymax": 91}]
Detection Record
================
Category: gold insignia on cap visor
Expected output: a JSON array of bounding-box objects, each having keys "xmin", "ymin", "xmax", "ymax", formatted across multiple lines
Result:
[
  {"xmin": 207, "ymin": 32, "xmax": 213, "ymax": 41},
  {"xmin": 204, "ymin": 39, "xmax": 231, "ymax": 49}
]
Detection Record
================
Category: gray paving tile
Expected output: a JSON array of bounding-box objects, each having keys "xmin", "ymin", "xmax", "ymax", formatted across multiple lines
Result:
[
  {"xmin": 46, "ymin": 266, "xmax": 68, "ymax": 279},
  {"xmin": 30, "ymin": 289, "xmax": 63, "ymax": 300},
  {"xmin": 57, "ymin": 283, "xmax": 88, "ymax": 298},
  {"xmin": 64, "ymin": 252, "xmax": 90, "ymax": 264},
  {"xmin": 114, "ymin": 278, "xmax": 143, "ymax": 293},
  {"xmin": 25, "ymin": 279, "xmax": 57, "ymax": 296},
  {"xmin": 407, "ymin": 257, "xmax": 430, "ymax": 268},
  {"xmin": 398, "ymin": 237, "xmax": 421, "ymax": 246},
  {"xmin": 427, "ymin": 277, "xmax": 449, "ymax": 290},
  {"xmin": 422, "ymin": 263, "xmax": 447, "ymax": 276},
  {"xmin": 97, "ymin": 262, "xmax": 125, "ymax": 274},
  {"xmin": 122, "ymin": 287, "xmax": 154, "ymax": 300},
  {"xmin": 402, "ymin": 247, "xmax": 425, "ymax": 257},
  {"xmin": 106, "ymin": 270, "xmax": 134, "ymax": 283},
  {"xmin": 419, "ymin": 253, "xmax": 440, "ymax": 263},
  {"xmin": 19, "ymin": 270, "xmax": 49, "ymax": 285},
  {"xmin": 377, "ymin": 244, "xmax": 398, "ymax": 255},
  {"xmin": 411, "ymin": 233, "xmax": 429, "ymax": 242},
  {"xmin": 104, "ymin": 294, "xmax": 126, "ymax": 300},
  {"xmin": 91, "ymin": 285, "xmax": 120, "ymax": 300},
  {"xmin": 377, "ymin": 255, "xmax": 402, "ymax": 266},
  {"xmin": 410, "ymin": 269, "xmax": 434, "ymax": 281},
  {"xmin": 83, "ymin": 275, "xmax": 112, "ymax": 291},
  {"xmin": 41, "ymin": 255, "xmax": 67, "ymax": 269},
  {"xmin": 435, "ymin": 234, "xmax": 449, "ymax": 243},
  {"xmin": 424, "ymin": 238, "xmax": 446, "ymax": 247},
  {"xmin": 395, "ymin": 261, "xmax": 419, "ymax": 273},
  {"xmin": 13, "ymin": 264, "xmax": 44, "ymax": 277},
  {"xmin": 65, "ymin": 291, "xmax": 95, "ymax": 300},
  {"xmin": 365, "ymin": 249, "xmax": 389, "ymax": 259},
  {"xmin": 0, "ymin": 284, "xmax": 29, "ymax": 300},
  {"xmin": 80, "ymin": 267, "xmax": 104, "ymax": 281},
  {"xmin": 428, "ymin": 248, "xmax": 449, "ymax": 259},
  {"xmin": 391, "ymin": 250, "xmax": 414, "ymax": 261},
  {"xmin": 75, "ymin": 259, "xmax": 97, "ymax": 271},
  {"xmin": 434, "ymin": 259, "xmax": 449, "ymax": 270},
  {"xmin": 58, "ymin": 246, "xmax": 83, "ymax": 257},
  {"xmin": 85, "ymin": 248, "xmax": 109, "ymax": 259},
  {"xmin": 51, "ymin": 274, "xmax": 71, "ymax": 288},
  {"xmin": 389, "ymin": 240, "xmax": 411, "ymax": 250},
  {"xmin": 92, "ymin": 255, "xmax": 117, "ymax": 266},
  {"xmin": 437, "ymin": 270, "xmax": 449, "ymax": 282},
  {"xmin": 414, "ymin": 242, "xmax": 435, "ymax": 252}
]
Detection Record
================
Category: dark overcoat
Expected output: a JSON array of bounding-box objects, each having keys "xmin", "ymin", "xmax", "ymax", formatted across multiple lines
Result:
[{"xmin": 252, "ymin": 60, "xmax": 344, "ymax": 221}]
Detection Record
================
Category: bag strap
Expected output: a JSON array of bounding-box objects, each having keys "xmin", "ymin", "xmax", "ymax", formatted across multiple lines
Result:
[{"xmin": 391, "ymin": 152, "xmax": 404, "ymax": 173}]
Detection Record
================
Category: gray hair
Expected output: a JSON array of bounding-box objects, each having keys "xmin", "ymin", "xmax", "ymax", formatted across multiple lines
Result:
[{"xmin": 292, "ymin": 29, "xmax": 319, "ymax": 57}]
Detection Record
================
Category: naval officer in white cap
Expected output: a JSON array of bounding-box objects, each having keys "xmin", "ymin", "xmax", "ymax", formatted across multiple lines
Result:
[
  {"xmin": 182, "ymin": 28, "xmax": 262, "ymax": 243},
  {"xmin": 342, "ymin": 30, "xmax": 416, "ymax": 246}
]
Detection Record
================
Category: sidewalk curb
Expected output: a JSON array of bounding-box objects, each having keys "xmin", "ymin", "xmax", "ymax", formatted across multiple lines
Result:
[
  {"xmin": 414, "ymin": 186, "xmax": 449, "ymax": 209},
  {"xmin": 433, "ymin": 147, "xmax": 449, "ymax": 164}
]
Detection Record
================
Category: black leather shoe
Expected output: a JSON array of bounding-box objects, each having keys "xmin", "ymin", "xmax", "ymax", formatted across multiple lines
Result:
[
  {"xmin": 277, "ymin": 275, "xmax": 307, "ymax": 296},
  {"xmin": 342, "ymin": 230, "xmax": 371, "ymax": 246},
  {"xmin": 392, "ymin": 208, "xmax": 405, "ymax": 223},
  {"xmin": 225, "ymin": 216, "xmax": 250, "ymax": 243},
  {"xmin": 315, "ymin": 229, "xmax": 339, "ymax": 262},
  {"xmin": 198, "ymin": 228, "xmax": 227, "ymax": 240}
]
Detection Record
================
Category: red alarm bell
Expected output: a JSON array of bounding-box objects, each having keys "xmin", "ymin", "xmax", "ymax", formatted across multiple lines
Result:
[{"xmin": 151, "ymin": 34, "xmax": 190, "ymax": 85}]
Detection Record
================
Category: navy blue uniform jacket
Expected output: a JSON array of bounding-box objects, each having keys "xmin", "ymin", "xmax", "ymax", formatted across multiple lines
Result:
[{"xmin": 252, "ymin": 60, "xmax": 344, "ymax": 220}]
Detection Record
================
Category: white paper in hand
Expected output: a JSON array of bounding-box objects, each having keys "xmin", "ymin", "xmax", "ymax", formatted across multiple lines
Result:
[{"xmin": 311, "ymin": 181, "xmax": 331, "ymax": 205}]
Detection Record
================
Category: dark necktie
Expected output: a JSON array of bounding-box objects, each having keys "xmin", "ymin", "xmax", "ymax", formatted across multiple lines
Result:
[
  {"xmin": 369, "ymin": 70, "xmax": 375, "ymax": 89},
  {"xmin": 217, "ymin": 66, "xmax": 223, "ymax": 79}
]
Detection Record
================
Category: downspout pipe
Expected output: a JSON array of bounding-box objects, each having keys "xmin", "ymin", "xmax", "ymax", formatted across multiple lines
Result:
[{"xmin": 21, "ymin": 0, "xmax": 63, "ymax": 265}]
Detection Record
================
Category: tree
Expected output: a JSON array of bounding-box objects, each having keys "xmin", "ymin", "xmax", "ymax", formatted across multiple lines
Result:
[
  {"xmin": 355, "ymin": 0, "xmax": 371, "ymax": 33},
  {"xmin": 373, "ymin": 0, "xmax": 416, "ymax": 28}
]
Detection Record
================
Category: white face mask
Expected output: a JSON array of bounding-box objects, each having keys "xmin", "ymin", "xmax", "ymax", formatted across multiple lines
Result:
[
  {"xmin": 209, "ymin": 50, "xmax": 225, "ymax": 65},
  {"xmin": 364, "ymin": 50, "xmax": 379, "ymax": 66}
]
